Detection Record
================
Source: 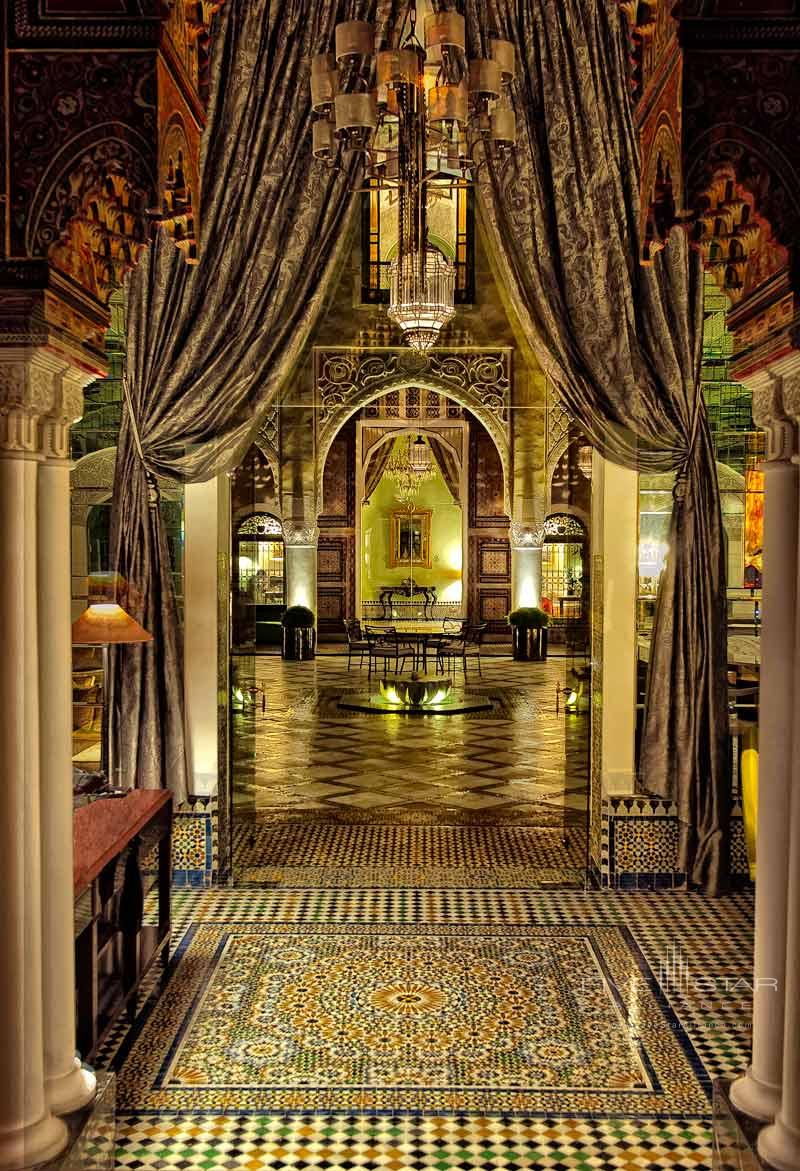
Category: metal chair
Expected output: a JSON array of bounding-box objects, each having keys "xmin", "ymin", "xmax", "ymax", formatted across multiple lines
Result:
[
  {"xmin": 344, "ymin": 618, "xmax": 369, "ymax": 670},
  {"xmin": 437, "ymin": 623, "xmax": 487, "ymax": 678},
  {"xmin": 365, "ymin": 626, "xmax": 409, "ymax": 676}
]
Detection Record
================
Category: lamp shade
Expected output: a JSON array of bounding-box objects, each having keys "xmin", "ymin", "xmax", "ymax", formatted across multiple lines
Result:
[{"xmin": 72, "ymin": 603, "xmax": 153, "ymax": 646}]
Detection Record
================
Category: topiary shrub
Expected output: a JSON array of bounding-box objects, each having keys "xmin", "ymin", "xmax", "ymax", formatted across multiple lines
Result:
[
  {"xmin": 507, "ymin": 606, "xmax": 549, "ymax": 629},
  {"xmin": 281, "ymin": 605, "xmax": 315, "ymax": 628}
]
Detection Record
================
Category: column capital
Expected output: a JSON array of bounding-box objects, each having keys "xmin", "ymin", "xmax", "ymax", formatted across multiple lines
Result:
[
  {"xmin": 282, "ymin": 521, "xmax": 319, "ymax": 548},
  {"xmin": 752, "ymin": 380, "xmax": 798, "ymax": 464},
  {"xmin": 0, "ymin": 347, "xmax": 88, "ymax": 459},
  {"xmin": 509, "ymin": 521, "xmax": 544, "ymax": 550}
]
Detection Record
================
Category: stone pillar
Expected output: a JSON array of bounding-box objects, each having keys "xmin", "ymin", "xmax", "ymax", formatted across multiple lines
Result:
[
  {"xmin": 184, "ymin": 475, "xmax": 230, "ymax": 797},
  {"xmin": 283, "ymin": 522, "xmax": 319, "ymax": 613},
  {"xmin": 38, "ymin": 367, "xmax": 97, "ymax": 1116},
  {"xmin": 0, "ymin": 349, "xmax": 69, "ymax": 1168},
  {"xmin": 757, "ymin": 373, "xmax": 800, "ymax": 1167},
  {"xmin": 731, "ymin": 378, "xmax": 798, "ymax": 1123},
  {"xmin": 509, "ymin": 521, "xmax": 543, "ymax": 609},
  {"xmin": 591, "ymin": 455, "xmax": 638, "ymax": 795}
]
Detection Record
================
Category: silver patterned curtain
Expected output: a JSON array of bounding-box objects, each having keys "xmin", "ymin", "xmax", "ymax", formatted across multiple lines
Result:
[
  {"xmin": 467, "ymin": 0, "xmax": 730, "ymax": 893},
  {"xmin": 109, "ymin": 0, "xmax": 390, "ymax": 801},
  {"xmin": 428, "ymin": 436, "xmax": 461, "ymax": 502}
]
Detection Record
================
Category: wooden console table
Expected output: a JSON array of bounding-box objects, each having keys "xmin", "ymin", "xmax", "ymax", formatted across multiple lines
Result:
[
  {"xmin": 74, "ymin": 790, "xmax": 172, "ymax": 1061},
  {"xmin": 377, "ymin": 583, "xmax": 437, "ymax": 619}
]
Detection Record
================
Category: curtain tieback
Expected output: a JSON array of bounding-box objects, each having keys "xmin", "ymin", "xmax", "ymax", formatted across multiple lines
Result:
[
  {"xmin": 674, "ymin": 396, "xmax": 702, "ymax": 502},
  {"xmin": 122, "ymin": 376, "xmax": 160, "ymax": 510}
]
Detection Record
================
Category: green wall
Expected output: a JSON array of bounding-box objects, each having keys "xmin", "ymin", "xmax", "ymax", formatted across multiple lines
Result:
[{"xmin": 361, "ymin": 442, "xmax": 463, "ymax": 604}]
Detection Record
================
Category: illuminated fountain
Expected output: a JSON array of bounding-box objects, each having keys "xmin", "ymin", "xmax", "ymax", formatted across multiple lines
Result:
[{"xmin": 338, "ymin": 672, "xmax": 492, "ymax": 716}]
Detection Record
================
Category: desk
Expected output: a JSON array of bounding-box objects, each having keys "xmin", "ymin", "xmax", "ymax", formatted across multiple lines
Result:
[{"xmin": 74, "ymin": 790, "xmax": 171, "ymax": 1060}]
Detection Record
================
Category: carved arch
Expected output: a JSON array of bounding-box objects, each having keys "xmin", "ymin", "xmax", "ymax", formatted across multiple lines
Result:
[{"xmin": 313, "ymin": 347, "xmax": 511, "ymax": 515}]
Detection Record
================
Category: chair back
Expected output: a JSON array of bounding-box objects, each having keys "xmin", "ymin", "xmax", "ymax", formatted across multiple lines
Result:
[
  {"xmin": 344, "ymin": 618, "xmax": 363, "ymax": 645},
  {"xmin": 466, "ymin": 622, "xmax": 488, "ymax": 646},
  {"xmin": 365, "ymin": 624, "xmax": 395, "ymax": 651},
  {"xmin": 443, "ymin": 618, "xmax": 465, "ymax": 636}
]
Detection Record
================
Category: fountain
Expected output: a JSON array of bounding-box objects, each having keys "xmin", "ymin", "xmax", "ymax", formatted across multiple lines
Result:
[{"xmin": 338, "ymin": 672, "xmax": 492, "ymax": 716}]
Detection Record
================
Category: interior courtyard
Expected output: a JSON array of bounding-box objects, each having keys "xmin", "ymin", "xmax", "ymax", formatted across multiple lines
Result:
[{"xmin": 1, "ymin": 1, "xmax": 799, "ymax": 1169}]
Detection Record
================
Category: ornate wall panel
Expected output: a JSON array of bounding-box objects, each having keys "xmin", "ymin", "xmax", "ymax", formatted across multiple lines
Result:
[
  {"xmin": 317, "ymin": 536, "xmax": 354, "ymax": 635},
  {"xmin": 468, "ymin": 419, "xmax": 508, "ymax": 528},
  {"xmin": 477, "ymin": 539, "xmax": 511, "ymax": 582},
  {"xmin": 319, "ymin": 418, "xmax": 355, "ymax": 527}
]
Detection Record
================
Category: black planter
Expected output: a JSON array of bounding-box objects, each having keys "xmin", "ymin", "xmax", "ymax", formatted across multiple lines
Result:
[
  {"xmin": 282, "ymin": 626, "xmax": 316, "ymax": 661},
  {"xmin": 511, "ymin": 626, "xmax": 548, "ymax": 661}
]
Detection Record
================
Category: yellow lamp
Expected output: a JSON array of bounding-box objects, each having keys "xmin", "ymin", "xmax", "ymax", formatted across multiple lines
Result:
[{"xmin": 72, "ymin": 603, "xmax": 153, "ymax": 787}]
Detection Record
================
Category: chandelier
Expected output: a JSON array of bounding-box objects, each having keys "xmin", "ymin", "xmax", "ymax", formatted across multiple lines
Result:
[
  {"xmin": 310, "ymin": 6, "xmax": 516, "ymax": 351},
  {"xmin": 387, "ymin": 434, "xmax": 436, "ymax": 500}
]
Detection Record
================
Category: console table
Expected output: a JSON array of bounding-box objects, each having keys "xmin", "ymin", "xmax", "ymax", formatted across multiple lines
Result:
[
  {"xmin": 74, "ymin": 790, "xmax": 172, "ymax": 1061},
  {"xmin": 378, "ymin": 583, "xmax": 437, "ymax": 619}
]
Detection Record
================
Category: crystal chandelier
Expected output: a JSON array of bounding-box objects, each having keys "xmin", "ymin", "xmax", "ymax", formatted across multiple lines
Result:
[
  {"xmin": 387, "ymin": 434, "xmax": 436, "ymax": 500},
  {"xmin": 310, "ymin": 5, "xmax": 516, "ymax": 351}
]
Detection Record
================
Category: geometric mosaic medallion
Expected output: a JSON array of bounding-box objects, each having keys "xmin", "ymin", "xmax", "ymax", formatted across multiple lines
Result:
[{"xmin": 117, "ymin": 922, "xmax": 710, "ymax": 1117}]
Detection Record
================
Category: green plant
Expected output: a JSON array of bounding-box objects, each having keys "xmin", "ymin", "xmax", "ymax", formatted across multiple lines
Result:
[
  {"xmin": 281, "ymin": 605, "xmax": 315, "ymax": 628},
  {"xmin": 507, "ymin": 606, "xmax": 549, "ymax": 629}
]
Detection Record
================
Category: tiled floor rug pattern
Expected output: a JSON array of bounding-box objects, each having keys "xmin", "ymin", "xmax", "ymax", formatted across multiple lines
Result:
[
  {"xmin": 232, "ymin": 824, "xmax": 588, "ymax": 869},
  {"xmin": 231, "ymin": 657, "xmax": 589, "ymax": 842},
  {"xmin": 115, "ymin": 922, "xmax": 710, "ymax": 1116},
  {"xmin": 114, "ymin": 1112, "xmax": 713, "ymax": 1170},
  {"xmin": 110, "ymin": 886, "xmax": 755, "ymax": 1168}
]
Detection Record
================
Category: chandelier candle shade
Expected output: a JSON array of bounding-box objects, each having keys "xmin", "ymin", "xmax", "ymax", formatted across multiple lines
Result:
[{"xmin": 310, "ymin": 6, "xmax": 516, "ymax": 351}]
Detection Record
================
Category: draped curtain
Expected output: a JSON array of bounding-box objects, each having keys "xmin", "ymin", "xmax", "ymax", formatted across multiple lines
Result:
[
  {"xmin": 428, "ymin": 437, "xmax": 461, "ymax": 502},
  {"xmin": 466, "ymin": 0, "xmax": 729, "ymax": 893},
  {"xmin": 364, "ymin": 441, "xmax": 394, "ymax": 501},
  {"xmin": 110, "ymin": 0, "xmax": 389, "ymax": 802}
]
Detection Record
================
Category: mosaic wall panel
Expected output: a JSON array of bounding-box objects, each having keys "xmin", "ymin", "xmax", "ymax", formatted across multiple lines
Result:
[
  {"xmin": 171, "ymin": 798, "xmax": 217, "ymax": 888},
  {"xmin": 596, "ymin": 796, "xmax": 751, "ymax": 891},
  {"xmin": 478, "ymin": 538, "xmax": 511, "ymax": 581}
]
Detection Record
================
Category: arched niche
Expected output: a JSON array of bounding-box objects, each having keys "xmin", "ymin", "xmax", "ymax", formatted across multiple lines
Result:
[
  {"xmin": 231, "ymin": 511, "xmax": 286, "ymax": 650},
  {"xmin": 541, "ymin": 513, "xmax": 589, "ymax": 622}
]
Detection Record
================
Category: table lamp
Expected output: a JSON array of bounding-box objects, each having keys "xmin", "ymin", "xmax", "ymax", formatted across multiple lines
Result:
[{"xmin": 72, "ymin": 602, "xmax": 153, "ymax": 788}]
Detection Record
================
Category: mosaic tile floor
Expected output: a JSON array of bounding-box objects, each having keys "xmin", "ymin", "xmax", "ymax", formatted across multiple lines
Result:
[{"xmin": 107, "ymin": 885, "xmax": 755, "ymax": 1169}]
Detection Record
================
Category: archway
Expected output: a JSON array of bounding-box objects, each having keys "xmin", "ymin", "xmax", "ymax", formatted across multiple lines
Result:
[
  {"xmin": 231, "ymin": 512, "xmax": 286, "ymax": 650},
  {"xmin": 313, "ymin": 347, "xmax": 512, "ymax": 516}
]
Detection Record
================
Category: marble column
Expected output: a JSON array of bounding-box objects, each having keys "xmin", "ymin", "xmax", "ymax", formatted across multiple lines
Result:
[
  {"xmin": 591, "ymin": 455, "xmax": 638, "ymax": 795},
  {"xmin": 0, "ymin": 350, "xmax": 69, "ymax": 1168},
  {"xmin": 283, "ymin": 522, "xmax": 320, "ymax": 613},
  {"xmin": 731, "ymin": 378, "xmax": 798, "ymax": 1123},
  {"xmin": 758, "ymin": 373, "xmax": 800, "ymax": 1168},
  {"xmin": 184, "ymin": 475, "xmax": 230, "ymax": 797},
  {"xmin": 38, "ymin": 367, "xmax": 97, "ymax": 1115},
  {"xmin": 509, "ymin": 522, "xmax": 544, "ymax": 609}
]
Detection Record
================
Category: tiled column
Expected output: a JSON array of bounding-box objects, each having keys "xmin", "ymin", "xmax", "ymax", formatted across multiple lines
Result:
[
  {"xmin": 283, "ymin": 522, "xmax": 319, "ymax": 613},
  {"xmin": 38, "ymin": 366, "xmax": 97, "ymax": 1115},
  {"xmin": 509, "ymin": 522, "xmax": 543, "ymax": 608},
  {"xmin": 731, "ymin": 376, "xmax": 798, "ymax": 1123},
  {"xmin": 758, "ymin": 372, "xmax": 800, "ymax": 1168},
  {"xmin": 0, "ymin": 349, "xmax": 69, "ymax": 1168}
]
